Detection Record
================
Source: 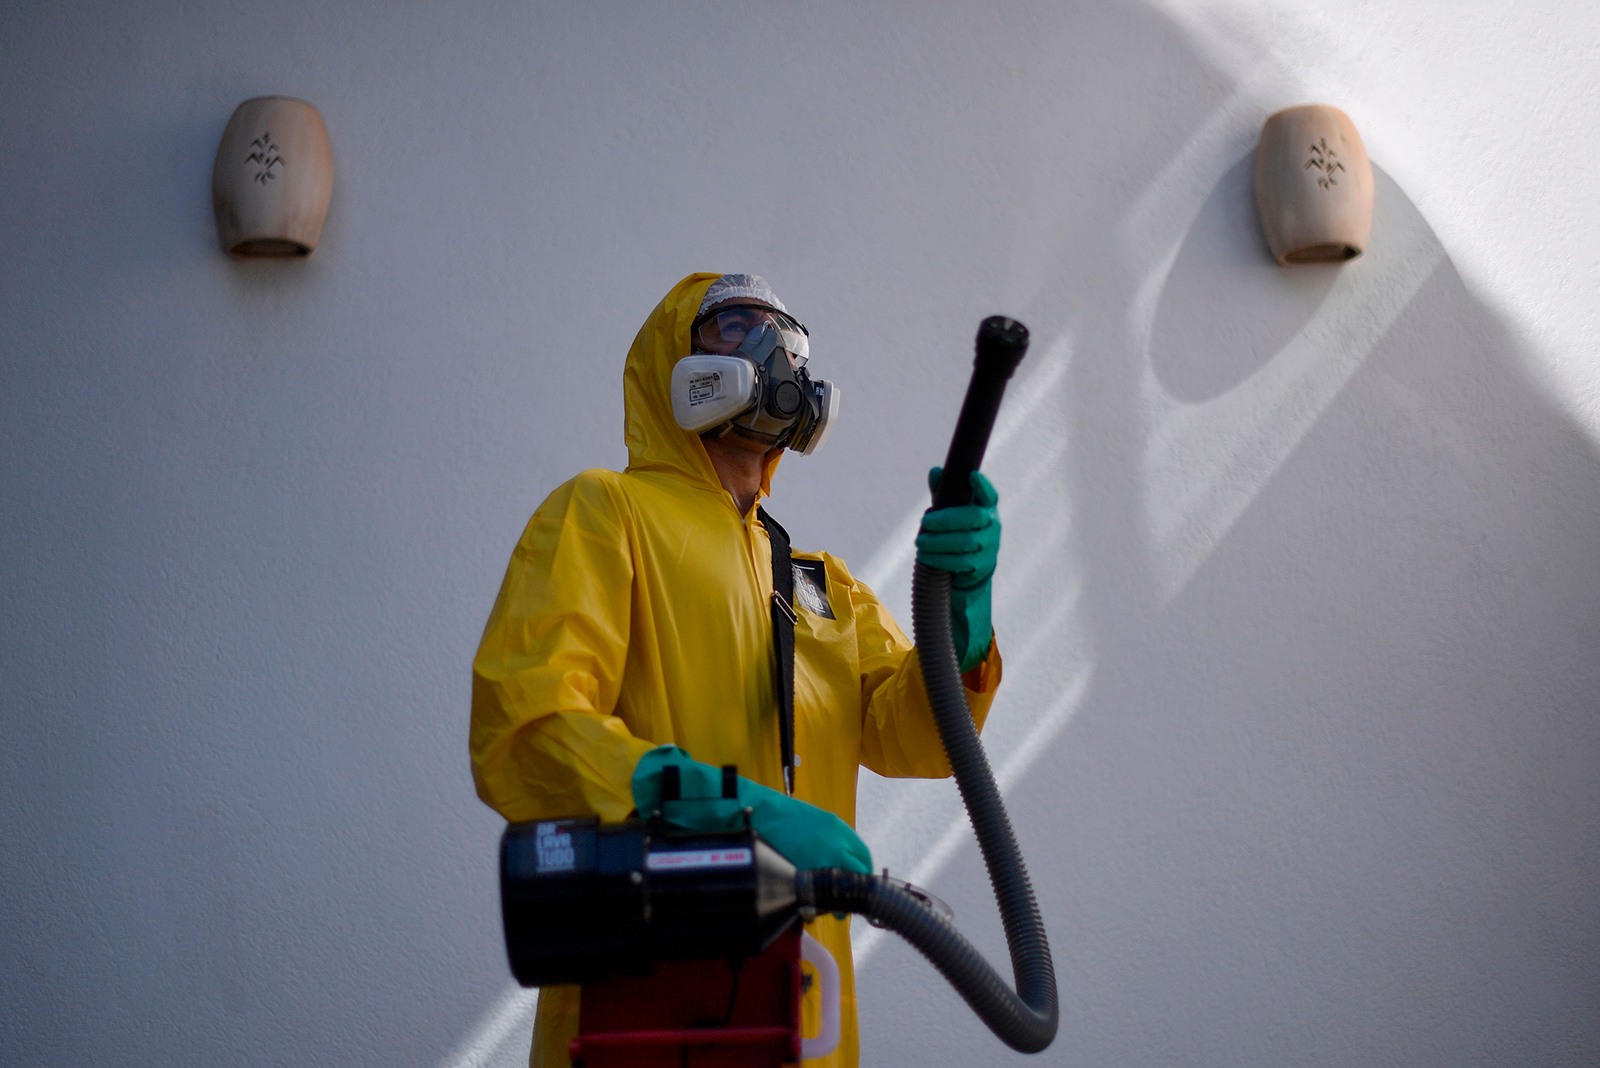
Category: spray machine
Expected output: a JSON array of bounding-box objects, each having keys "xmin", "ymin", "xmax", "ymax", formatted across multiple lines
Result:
[{"xmin": 499, "ymin": 318, "xmax": 1058, "ymax": 1065}]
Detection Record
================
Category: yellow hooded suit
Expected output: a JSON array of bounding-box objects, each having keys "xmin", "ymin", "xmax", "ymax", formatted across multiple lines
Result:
[{"xmin": 471, "ymin": 273, "xmax": 1002, "ymax": 1067}]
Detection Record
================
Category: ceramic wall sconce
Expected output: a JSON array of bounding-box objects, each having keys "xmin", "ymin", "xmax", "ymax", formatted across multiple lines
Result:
[
  {"xmin": 1254, "ymin": 105, "xmax": 1373, "ymax": 265},
  {"xmin": 212, "ymin": 97, "xmax": 333, "ymax": 258}
]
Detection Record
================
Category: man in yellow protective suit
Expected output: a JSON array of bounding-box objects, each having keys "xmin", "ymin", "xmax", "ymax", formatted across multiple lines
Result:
[{"xmin": 471, "ymin": 272, "xmax": 1004, "ymax": 1067}]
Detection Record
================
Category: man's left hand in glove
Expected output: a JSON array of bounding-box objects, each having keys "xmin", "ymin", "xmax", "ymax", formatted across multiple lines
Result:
[{"xmin": 915, "ymin": 468, "xmax": 1000, "ymax": 674}]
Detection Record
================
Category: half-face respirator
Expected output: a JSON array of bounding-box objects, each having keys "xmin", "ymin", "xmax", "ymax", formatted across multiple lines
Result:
[{"xmin": 671, "ymin": 305, "xmax": 839, "ymax": 455}]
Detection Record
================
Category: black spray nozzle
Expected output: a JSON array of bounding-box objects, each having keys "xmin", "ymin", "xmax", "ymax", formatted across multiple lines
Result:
[
  {"xmin": 931, "ymin": 316, "xmax": 1032, "ymax": 511},
  {"xmin": 974, "ymin": 315, "xmax": 1029, "ymax": 378}
]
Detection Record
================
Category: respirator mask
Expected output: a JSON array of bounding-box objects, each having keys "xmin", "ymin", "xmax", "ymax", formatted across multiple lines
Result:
[{"xmin": 671, "ymin": 304, "xmax": 839, "ymax": 455}]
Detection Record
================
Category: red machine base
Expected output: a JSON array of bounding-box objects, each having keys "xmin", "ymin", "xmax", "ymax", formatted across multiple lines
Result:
[{"xmin": 570, "ymin": 926, "xmax": 803, "ymax": 1068}]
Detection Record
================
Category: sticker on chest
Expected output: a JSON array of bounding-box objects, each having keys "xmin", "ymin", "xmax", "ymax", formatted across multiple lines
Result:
[{"xmin": 791, "ymin": 558, "xmax": 834, "ymax": 619}]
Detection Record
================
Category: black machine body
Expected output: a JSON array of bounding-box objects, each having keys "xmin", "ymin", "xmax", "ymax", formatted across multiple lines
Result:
[{"xmin": 500, "ymin": 817, "xmax": 799, "ymax": 987}]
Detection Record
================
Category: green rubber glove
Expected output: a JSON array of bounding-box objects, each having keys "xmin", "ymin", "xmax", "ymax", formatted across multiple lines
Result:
[
  {"xmin": 632, "ymin": 746, "xmax": 873, "ymax": 874},
  {"xmin": 916, "ymin": 467, "xmax": 1000, "ymax": 674}
]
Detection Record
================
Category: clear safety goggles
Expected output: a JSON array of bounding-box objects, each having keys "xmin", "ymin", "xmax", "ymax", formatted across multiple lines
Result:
[{"xmin": 691, "ymin": 304, "xmax": 810, "ymax": 367}]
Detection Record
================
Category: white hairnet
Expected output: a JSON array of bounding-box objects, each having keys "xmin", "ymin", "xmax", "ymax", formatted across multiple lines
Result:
[{"xmin": 697, "ymin": 274, "xmax": 788, "ymax": 316}]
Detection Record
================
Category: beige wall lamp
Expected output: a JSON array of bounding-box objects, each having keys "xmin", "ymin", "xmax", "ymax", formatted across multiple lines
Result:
[
  {"xmin": 212, "ymin": 97, "xmax": 333, "ymax": 259},
  {"xmin": 1255, "ymin": 105, "xmax": 1373, "ymax": 265}
]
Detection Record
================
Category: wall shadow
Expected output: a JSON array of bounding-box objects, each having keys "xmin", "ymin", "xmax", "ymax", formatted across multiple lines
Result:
[
  {"xmin": 852, "ymin": 4, "xmax": 1600, "ymax": 1065},
  {"xmin": 860, "ymin": 207, "xmax": 1600, "ymax": 1068},
  {"xmin": 1148, "ymin": 153, "xmax": 1339, "ymax": 403}
]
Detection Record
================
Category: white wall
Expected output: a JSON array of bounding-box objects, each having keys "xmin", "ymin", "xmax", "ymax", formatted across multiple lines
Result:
[{"xmin": 2, "ymin": 2, "xmax": 1596, "ymax": 1066}]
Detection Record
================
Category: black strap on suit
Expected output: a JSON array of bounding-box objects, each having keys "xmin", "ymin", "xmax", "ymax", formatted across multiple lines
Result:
[{"xmin": 757, "ymin": 506, "xmax": 797, "ymax": 796}]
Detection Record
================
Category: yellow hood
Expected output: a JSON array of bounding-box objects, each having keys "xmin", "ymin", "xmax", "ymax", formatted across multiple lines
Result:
[{"xmin": 623, "ymin": 272, "xmax": 781, "ymax": 502}]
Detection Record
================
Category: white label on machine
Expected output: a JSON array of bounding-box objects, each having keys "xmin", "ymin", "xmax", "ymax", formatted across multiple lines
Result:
[
  {"xmin": 534, "ymin": 822, "xmax": 576, "ymax": 872},
  {"xmin": 646, "ymin": 847, "xmax": 752, "ymax": 871}
]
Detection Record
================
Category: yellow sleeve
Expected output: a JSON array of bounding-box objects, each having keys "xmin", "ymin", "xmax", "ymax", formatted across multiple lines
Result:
[
  {"xmin": 470, "ymin": 471, "xmax": 658, "ymax": 824},
  {"xmin": 849, "ymin": 569, "xmax": 1003, "ymax": 779}
]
